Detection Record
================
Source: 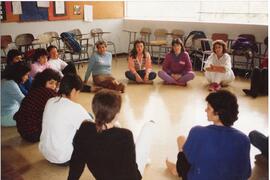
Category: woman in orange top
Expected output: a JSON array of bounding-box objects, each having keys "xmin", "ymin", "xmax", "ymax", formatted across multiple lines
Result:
[{"xmin": 125, "ymin": 40, "xmax": 156, "ymax": 84}]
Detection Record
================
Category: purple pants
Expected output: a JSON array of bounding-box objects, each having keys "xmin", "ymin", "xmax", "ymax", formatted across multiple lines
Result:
[{"xmin": 158, "ymin": 70, "xmax": 195, "ymax": 85}]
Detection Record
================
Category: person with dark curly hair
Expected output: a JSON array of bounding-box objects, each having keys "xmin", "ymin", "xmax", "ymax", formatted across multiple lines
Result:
[
  {"xmin": 204, "ymin": 40, "xmax": 235, "ymax": 91},
  {"xmin": 14, "ymin": 69, "xmax": 61, "ymax": 142},
  {"xmin": 1, "ymin": 63, "xmax": 31, "ymax": 126},
  {"xmin": 125, "ymin": 40, "xmax": 156, "ymax": 84},
  {"xmin": 166, "ymin": 90, "xmax": 251, "ymax": 180},
  {"xmin": 2, "ymin": 49, "xmax": 33, "ymax": 95},
  {"xmin": 29, "ymin": 48, "xmax": 51, "ymax": 78}
]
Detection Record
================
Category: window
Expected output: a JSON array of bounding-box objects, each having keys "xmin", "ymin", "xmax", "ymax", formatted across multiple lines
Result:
[{"xmin": 125, "ymin": 0, "xmax": 268, "ymax": 25}]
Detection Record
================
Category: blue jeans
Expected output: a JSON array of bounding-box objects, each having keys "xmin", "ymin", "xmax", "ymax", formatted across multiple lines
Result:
[
  {"xmin": 125, "ymin": 70, "xmax": 156, "ymax": 81},
  {"xmin": 249, "ymin": 130, "xmax": 268, "ymax": 157}
]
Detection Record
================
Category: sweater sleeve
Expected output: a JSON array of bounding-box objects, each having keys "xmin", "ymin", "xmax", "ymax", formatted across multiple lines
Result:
[
  {"xmin": 68, "ymin": 128, "xmax": 86, "ymax": 180},
  {"xmin": 203, "ymin": 53, "xmax": 214, "ymax": 70},
  {"xmin": 144, "ymin": 52, "xmax": 152, "ymax": 73},
  {"xmin": 223, "ymin": 53, "xmax": 232, "ymax": 72},
  {"xmin": 84, "ymin": 55, "xmax": 95, "ymax": 82},
  {"xmin": 11, "ymin": 81, "xmax": 25, "ymax": 104},
  {"xmin": 121, "ymin": 131, "xmax": 142, "ymax": 180},
  {"xmin": 128, "ymin": 56, "xmax": 137, "ymax": 74},
  {"xmin": 183, "ymin": 52, "xmax": 193, "ymax": 72},
  {"xmin": 162, "ymin": 53, "xmax": 171, "ymax": 74}
]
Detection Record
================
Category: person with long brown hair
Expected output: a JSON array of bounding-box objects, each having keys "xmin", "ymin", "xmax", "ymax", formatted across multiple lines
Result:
[
  {"xmin": 68, "ymin": 89, "xmax": 155, "ymax": 180},
  {"xmin": 125, "ymin": 40, "xmax": 156, "ymax": 84}
]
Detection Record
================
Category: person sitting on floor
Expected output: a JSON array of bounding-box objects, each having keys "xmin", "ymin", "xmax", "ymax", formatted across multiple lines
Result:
[
  {"xmin": 2, "ymin": 49, "xmax": 32, "ymax": 95},
  {"xmin": 14, "ymin": 69, "xmax": 61, "ymax": 142},
  {"xmin": 249, "ymin": 130, "xmax": 268, "ymax": 161},
  {"xmin": 39, "ymin": 74, "xmax": 93, "ymax": 165},
  {"xmin": 68, "ymin": 89, "xmax": 155, "ymax": 180},
  {"xmin": 204, "ymin": 40, "xmax": 235, "ymax": 91},
  {"xmin": 47, "ymin": 45, "xmax": 77, "ymax": 77},
  {"xmin": 29, "ymin": 48, "xmax": 51, "ymax": 78},
  {"xmin": 158, "ymin": 38, "xmax": 195, "ymax": 86},
  {"xmin": 166, "ymin": 90, "xmax": 251, "ymax": 180},
  {"xmin": 125, "ymin": 40, "xmax": 156, "ymax": 84},
  {"xmin": 1, "ymin": 63, "xmax": 31, "ymax": 127},
  {"xmin": 84, "ymin": 41, "xmax": 125, "ymax": 93}
]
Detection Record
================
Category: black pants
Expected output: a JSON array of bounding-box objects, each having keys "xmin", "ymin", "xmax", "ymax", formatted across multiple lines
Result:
[
  {"xmin": 249, "ymin": 67, "xmax": 268, "ymax": 96},
  {"xmin": 176, "ymin": 151, "xmax": 191, "ymax": 180},
  {"xmin": 62, "ymin": 61, "xmax": 77, "ymax": 76},
  {"xmin": 125, "ymin": 70, "xmax": 156, "ymax": 81}
]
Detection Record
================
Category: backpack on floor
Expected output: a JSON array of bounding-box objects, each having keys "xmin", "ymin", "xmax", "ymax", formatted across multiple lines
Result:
[{"xmin": 60, "ymin": 32, "xmax": 81, "ymax": 53}]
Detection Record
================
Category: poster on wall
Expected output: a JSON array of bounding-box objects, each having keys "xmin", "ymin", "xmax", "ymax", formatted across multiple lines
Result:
[
  {"xmin": 48, "ymin": 1, "xmax": 69, "ymax": 21},
  {"xmin": 84, "ymin": 5, "xmax": 93, "ymax": 22},
  {"xmin": 73, "ymin": 5, "xmax": 81, "ymax": 15},
  {"xmin": 12, "ymin": 1, "xmax": 22, "ymax": 15},
  {"xmin": 20, "ymin": 2, "xmax": 48, "ymax": 21},
  {"xmin": 55, "ymin": 1, "xmax": 65, "ymax": 15},
  {"xmin": 37, "ymin": 1, "xmax": 49, "ymax": 8}
]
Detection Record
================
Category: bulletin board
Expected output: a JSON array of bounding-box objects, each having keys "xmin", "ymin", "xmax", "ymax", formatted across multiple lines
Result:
[
  {"xmin": 48, "ymin": 1, "xmax": 69, "ymax": 21},
  {"xmin": 20, "ymin": 1, "xmax": 48, "ymax": 21},
  {"xmin": 91, "ymin": 1, "xmax": 124, "ymax": 19},
  {"xmin": 66, "ymin": 1, "xmax": 91, "ymax": 20},
  {"xmin": 2, "ymin": 1, "xmax": 19, "ymax": 22},
  {"xmin": 1, "ymin": 1, "xmax": 124, "ymax": 23}
]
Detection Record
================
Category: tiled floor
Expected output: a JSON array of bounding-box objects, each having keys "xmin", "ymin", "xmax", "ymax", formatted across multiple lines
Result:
[{"xmin": 1, "ymin": 57, "xmax": 268, "ymax": 179}]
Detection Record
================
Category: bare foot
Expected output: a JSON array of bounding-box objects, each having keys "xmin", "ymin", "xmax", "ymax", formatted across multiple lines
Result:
[{"xmin": 166, "ymin": 159, "xmax": 178, "ymax": 176}]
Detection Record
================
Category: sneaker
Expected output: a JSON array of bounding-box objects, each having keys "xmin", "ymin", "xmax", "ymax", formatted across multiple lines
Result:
[
  {"xmin": 243, "ymin": 89, "xmax": 258, "ymax": 98},
  {"xmin": 81, "ymin": 85, "xmax": 91, "ymax": 92}
]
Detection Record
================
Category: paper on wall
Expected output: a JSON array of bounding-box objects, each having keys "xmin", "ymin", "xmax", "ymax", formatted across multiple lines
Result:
[
  {"xmin": 84, "ymin": 5, "xmax": 93, "ymax": 22},
  {"xmin": 37, "ymin": 1, "xmax": 49, "ymax": 8},
  {"xmin": 12, "ymin": 1, "xmax": 22, "ymax": 15}
]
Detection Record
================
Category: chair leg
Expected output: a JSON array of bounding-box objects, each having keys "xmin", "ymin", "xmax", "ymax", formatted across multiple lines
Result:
[{"xmin": 201, "ymin": 53, "xmax": 205, "ymax": 71}]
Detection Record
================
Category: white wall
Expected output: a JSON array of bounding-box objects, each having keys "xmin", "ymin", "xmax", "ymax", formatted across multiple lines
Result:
[
  {"xmin": 1, "ymin": 18, "xmax": 268, "ymax": 54},
  {"xmin": 0, "ymin": 19, "xmax": 127, "ymax": 53},
  {"xmin": 123, "ymin": 19, "xmax": 268, "ymax": 44}
]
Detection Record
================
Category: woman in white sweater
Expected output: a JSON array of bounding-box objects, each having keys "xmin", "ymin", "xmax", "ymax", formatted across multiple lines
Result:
[
  {"xmin": 39, "ymin": 74, "xmax": 93, "ymax": 165},
  {"xmin": 204, "ymin": 40, "xmax": 235, "ymax": 91}
]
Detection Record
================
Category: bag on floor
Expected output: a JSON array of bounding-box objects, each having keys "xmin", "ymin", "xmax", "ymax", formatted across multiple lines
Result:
[{"xmin": 60, "ymin": 32, "xmax": 81, "ymax": 53}]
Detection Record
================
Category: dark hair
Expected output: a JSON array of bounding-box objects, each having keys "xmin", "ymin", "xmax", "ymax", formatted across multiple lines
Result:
[
  {"xmin": 33, "ymin": 48, "xmax": 48, "ymax": 62},
  {"xmin": 92, "ymin": 89, "xmax": 122, "ymax": 133},
  {"xmin": 213, "ymin": 40, "xmax": 227, "ymax": 54},
  {"xmin": 31, "ymin": 68, "xmax": 61, "ymax": 90},
  {"xmin": 58, "ymin": 74, "xmax": 83, "ymax": 97},
  {"xmin": 47, "ymin": 45, "xmax": 57, "ymax": 53},
  {"xmin": 95, "ymin": 40, "xmax": 107, "ymax": 49},
  {"xmin": 171, "ymin": 38, "xmax": 185, "ymax": 54},
  {"xmin": 4, "ymin": 62, "xmax": 31, "ymax": 84},
  {"xmin": 7, "ymin": 49, "xmax": 22, "ymax": 65},
  {"xmin": 130, "ymin": 40, "xmax": 147, "ymax": 59},
  {"xmin": 206, "ymin": 90, "xmax": 239, "ymax": 127}
]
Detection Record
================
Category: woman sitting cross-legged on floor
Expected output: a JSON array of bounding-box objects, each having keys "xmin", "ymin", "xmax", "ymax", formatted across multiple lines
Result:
[
  {"xmin": 166, "ymin": 90, "xmax": 251, "ymax": 180},
  {"xmin": 158, "ymin": 38, "xmax": 195, "ymax": 86},
  {"xmin": 68, "ymin": 89, "xmax": 155, "ymax": 180},
  {"xmin": 14, "ymin": 69, "xmax": 61, "ymax": 142},
  {"xmin": 84, "ymin": 40, "xmax": 125, "ymax": 93},
  {"xmin": 204, "ymin": 40, "xmax": 235, "ymax": 91},
  {"xmin": 125, "ymin": 40, "xmax": 156, "ymax": 84}
]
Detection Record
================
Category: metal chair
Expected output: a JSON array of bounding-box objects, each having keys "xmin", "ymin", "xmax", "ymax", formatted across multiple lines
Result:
[
  {"xmin": 15, "ymin": 33, "xmax": 35, "ymax": 53},
  {"xmin": 1, "ymin": 35, "xmax": 13, "ymax": 71},
  {"xmin": 61, "ymin": 29, "xmax": 92, "ymax": 69},
  {"xmin": 90, "ymin": 28, "xmax": 117, "ymax": 57},
  {"xmin": 150, "ymin": 28, "xmax": 168, "ymax": 64}
]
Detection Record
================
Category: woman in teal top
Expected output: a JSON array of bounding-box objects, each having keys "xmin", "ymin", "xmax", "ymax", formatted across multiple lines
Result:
[
  {"xmin": 1, "ymin": 63, "xmax": 31, "ymax": 126},
  {"xmin": 84, "ymin": 41, "xmax": 125, "ymax": 93}
]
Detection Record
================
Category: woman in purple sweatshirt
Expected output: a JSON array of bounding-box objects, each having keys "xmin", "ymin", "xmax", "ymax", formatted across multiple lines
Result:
[{"xmin": 158, "ymin": 38, "xmax": 195, "ymax": 86}]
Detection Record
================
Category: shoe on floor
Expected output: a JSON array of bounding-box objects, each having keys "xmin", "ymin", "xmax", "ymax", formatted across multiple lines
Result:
[{"xmin": 243, "ymin": 89, "xmax": 258, "ymax": 98}]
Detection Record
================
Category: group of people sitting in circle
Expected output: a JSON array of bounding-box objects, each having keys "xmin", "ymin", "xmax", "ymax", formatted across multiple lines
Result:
[{"xmin": 1, "ymin": 37, "xmax": 265, "ymax": 180}]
